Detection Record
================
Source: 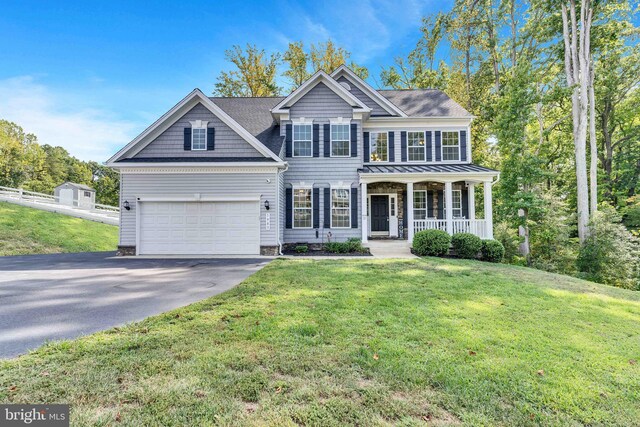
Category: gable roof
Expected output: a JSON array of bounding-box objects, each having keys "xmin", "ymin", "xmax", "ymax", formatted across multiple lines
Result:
[
  {"xmin": 210, "ymin": 96, "xmax": 285, "ymax": 155},
  {"xmin": 271, "ymin": 70, "xmax": 371, "ymax": 116},
  {"xmin": 106, "ymin": 89, "xmax": 284, "ymax": 166},
  {"xmin": 56, "ymin": 182, "xmax": 95, "ymax": 191},
  {"xmin": 378, "ymin": 89, "xmax": 472, "ymax": 118},
  {"xmin": 330, "ymin": 65, "xmax": 407, "ymax": 117}
]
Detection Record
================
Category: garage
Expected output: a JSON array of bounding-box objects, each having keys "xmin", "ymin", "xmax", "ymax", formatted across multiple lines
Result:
[{"xmin": 138, "ymin": 201, "xmax": 260, "ymax": 255}]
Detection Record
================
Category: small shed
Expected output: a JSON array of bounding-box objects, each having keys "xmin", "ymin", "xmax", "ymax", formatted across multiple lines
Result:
[{"xmin": 54, "ymin": 182, "xmax": 96, "ymax": 208}]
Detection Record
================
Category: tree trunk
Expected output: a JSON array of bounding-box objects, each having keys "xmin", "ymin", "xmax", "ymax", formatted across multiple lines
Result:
[{"xmin": 588, "ymin": 63, "xmax": 597, "ymax": 216}]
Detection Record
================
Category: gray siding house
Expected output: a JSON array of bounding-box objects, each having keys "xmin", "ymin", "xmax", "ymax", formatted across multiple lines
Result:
[{"xmin": 107, "ymin": 65, "xmax": 499, "ymax": 256}]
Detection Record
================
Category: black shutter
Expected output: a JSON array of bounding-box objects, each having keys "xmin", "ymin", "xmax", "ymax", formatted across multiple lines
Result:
[
  {"xmin": 183, "ymin": 128, "xmax": 191, "ymax": 151},
  {"xmin": 437, "ymin": 190, "xmax": 444, "ymax": 219},
  {"xmin": 207, "ymin": 128, "xmax": 215, "ymax": 151},
  {"xmin": 285, "ymin": 124, "xmax": 292, "ymax": 157},
  {"xmin": 388, "ymin": 131, "xmax": 395, "ymax": 162},
  {"xmin": 428, "ymin": 190, "xmax": 435, "ymax": 218},
  {"xmin": 460, "ymin": 130, "xmax": 467, "ymax": 162},
  {"xmin": 285, "ymin": 188, "xmax": 293, "ymax": 229},
  {"xmin": 400, "ymin": 131, "xmax": 407, "ymax": 162},
  {"xmin": 426, "ymin": 131, "xmax": 433, "ymax": 161},
  {"xmin": 313, "ymin": 124, "xmax": 320, "ymax": 157},
  {"xmin": 323, "ymin": 124, "xmax": 331, "ymax": 157},
  {"xmin": 435, "ymin": 131, "xmax": 442, "ymax": 161},
  {"xmin": 350, "ymin": 123, "xmax": 358, "ymax": 157},
  {"xmin": 351, "ymin": 188, "xmax": 358, "ymax": 228},
  {"xmin": 313, "ymin": 188, "xmax": 320, "ymax": 228},
  {"xmin": 363, "ymin": 132, "xmax": 370, "ymax": 162},
  {"xmin": 324, "ymin": 188, "xmax": 331, "ymax": 228},
  {"xmin": 462, "ymin": 188, "xmax": 469, "ymax": 219},
  {"xmin": 402, "ymin": 190, "xmax": 407, "ymax": 231}
]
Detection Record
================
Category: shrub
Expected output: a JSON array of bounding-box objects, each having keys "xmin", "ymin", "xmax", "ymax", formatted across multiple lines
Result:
[
  {"xmin": 295, "ymin": 245, "xmax": 308, "ymax": 254},
  {"xmin": 451, "ymin": 233, "xmax": 483, "ymax": 259},
  {"xmin": 493, "ymin": 222, "xmax": 520, "ymax": 262},
  {"xmin": 481, "ymin": 239, "xmax": 505, "ymax": 263},
  {"xmin": 412, "ymin": 229, "xmax": 451, "ymax": 257},
  {"xmin": 577, "ymin": 207, "xmax": 640, "ymax": 290},
  {"xmin": 324, "ymin": 238, "xmax": 366, "ymax": 254}
]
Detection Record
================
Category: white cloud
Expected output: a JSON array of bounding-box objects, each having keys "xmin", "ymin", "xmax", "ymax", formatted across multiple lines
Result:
[{"xmin": 0, "ymin": 76, "xmax": 138, "ymax": 162}]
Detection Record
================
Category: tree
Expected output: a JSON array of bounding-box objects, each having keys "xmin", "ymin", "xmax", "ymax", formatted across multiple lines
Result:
[
  {"xmin": 213, "ymin": 45, "xmax": 281, "ymax": 97},
  {"xmin": 282, "ymin": 42, "xmax": 310, "ymax": 88},
  {"xmin": 560, "ymin": 0, "xmax": 594, "ymax": 243}
]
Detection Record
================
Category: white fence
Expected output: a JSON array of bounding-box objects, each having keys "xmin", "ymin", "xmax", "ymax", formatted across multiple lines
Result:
[
  {"xmin": 0, "ymin": 185, "xmax": 119, "ymax": 225},
  {"xmin": 414, "ymin": 219, "xmax": 489, "ymax": 239}
]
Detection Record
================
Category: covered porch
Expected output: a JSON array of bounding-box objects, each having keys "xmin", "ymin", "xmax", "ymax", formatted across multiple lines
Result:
[{"xmin": 358, "ymin": 164, "xmax": 500, "ymax": 243}]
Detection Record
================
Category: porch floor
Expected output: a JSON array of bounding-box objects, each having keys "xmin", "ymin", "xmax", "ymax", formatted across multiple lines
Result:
[{"xmin": 366, "ymin": 240, "xmax": 417, "ymax": 259}]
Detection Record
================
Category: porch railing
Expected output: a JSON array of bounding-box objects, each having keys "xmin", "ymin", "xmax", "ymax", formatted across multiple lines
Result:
[{"xmin": 413, "ymin": 219, "xmax": 488, "ymax": 239}]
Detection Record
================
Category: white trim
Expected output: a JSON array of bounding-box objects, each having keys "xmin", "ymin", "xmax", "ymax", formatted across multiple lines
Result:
[
  {"xmin": 136, "ymin": 195, "xmax": 261, "ymax": 202},
  {"xmin": 271, "ymin": 70, "xmax": 371, "ymax": 117},
  {"xmin": 406, "ymin": 130, "xmax": 427, "ymax": 163},
  {"xmin": 190, "ymin": 125, "xmax": 208, "ymax": 151},
  {"xmin": 451, "ymin": 189, "xmax": 463, "ymax": 218},
  {"xmin": 441, "ymin": 130, "xmax": 462, "ymax": 162},
  {"xmin": 291, "ymin": 117, "xmax": 314, "ymax": 124},
  {"xmin": 367, "ymin": 192, "xmax": 398, "ymax": 237},
  {"xmin": 330, "ymin": 65, "xmax": 408, "ymax": 117},
  {"xmin": 412, "ymin": 190, "xmax": 428, "ymax": 220},
  {"xmin": 117, "ymin": 166, "xmax": 282, "ymax": 174},
  {"xmin": 368, "ymin": 131, "xmax": 390, "ymax": 163},
  {"xmin": 330, "ymin": 187, "xmax": 351, "ymax": 229},
  {"xmin": 330, "ymin": 122, "xmax": 351, "ymax": 157},
  {"xmin": 363, "ymin": 117, "xmax": 473, "ymax": 128},
  {"xmin": 358, "ymin": 171, "xmax": 500, "ymax": 184},
  {"xmin": 292, "ymin": 186, "xmax": 313, "ymax": 229},
  {"xmin": 107, "ymin": 89, "xmax": 282, "ymax": 165}
]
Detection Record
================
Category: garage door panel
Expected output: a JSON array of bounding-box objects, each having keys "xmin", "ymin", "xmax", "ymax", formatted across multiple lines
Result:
[{"xmin": 139, "ymin": 201, "xmax": 259, "ymax": 255}]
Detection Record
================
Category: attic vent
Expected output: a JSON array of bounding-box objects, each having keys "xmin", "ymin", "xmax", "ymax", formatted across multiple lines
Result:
[{"xmin": 339, "ymin": 82, "xmax": 351, "ymax": 91}]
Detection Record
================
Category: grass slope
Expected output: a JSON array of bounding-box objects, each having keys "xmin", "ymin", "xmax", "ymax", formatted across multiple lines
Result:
[
  {"xmin": 0, "ymin": 201, "xmax": 118, "ymax": 255},
  {"xmin": 1, "ymin": 258, "xmax": 639, "ymax": 426}
]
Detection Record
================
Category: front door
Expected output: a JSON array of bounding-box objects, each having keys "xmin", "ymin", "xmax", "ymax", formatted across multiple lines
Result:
[{"xmin": 371, "ymin": 195, "xmax": 389, "ymax": 232}]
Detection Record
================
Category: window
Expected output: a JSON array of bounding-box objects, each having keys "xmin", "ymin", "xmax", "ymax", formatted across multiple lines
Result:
[
  {"xmin": 369, "ymin": 132, "xmax": 388, "ymax": 162},
  {"xmin": 452, "ymin": 190, "xmax": 463, "ymax": 218},
  {"xmin": 331, "ymin": 188, "xmax": 351, "ymax": 228},
  {"xmin": 441, "ymin": 131, "xmax": 460, "ymax": 161},
  {"xmin": 293, "ymin": 188, "xmax": 312, "ymax": 228},
  {"xmin": 408, "ymin": 131, "xmax": 426, "ymax": 162},
  {"xmin": 293, "ymin": 124, "xmax": 312, "ymax": 157},
  {"xmin": 413, "ymin": 191, "xmax": 427, "ymax": 220},
  {"xmin": 331, "ymin": 124, "xmax": 350, "ymax": 157},
  {"xmin": 390, "ymin": 197, "xmax": 396, "ymax": 216},
  {"xmin": 192, "ymin": 128, "xmax": 207, "ymax": 150},
  {"xmin": 83, "ymin": 191, "xmax": 91, "ymax": 197}
]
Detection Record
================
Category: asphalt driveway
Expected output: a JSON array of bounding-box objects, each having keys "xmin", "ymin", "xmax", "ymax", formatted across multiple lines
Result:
[{"xmin": 0, "ymin": 252, "xmax": 270, "ymax": 359}]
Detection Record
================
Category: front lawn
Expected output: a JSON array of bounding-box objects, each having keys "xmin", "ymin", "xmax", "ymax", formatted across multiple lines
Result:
[
  {"xmin": 0, "ymin": 202, "xmax": 118, "ymax": 255},
  {"xmin": 1, "ymin": 258, "xmax": 639, "ymax": 425}
]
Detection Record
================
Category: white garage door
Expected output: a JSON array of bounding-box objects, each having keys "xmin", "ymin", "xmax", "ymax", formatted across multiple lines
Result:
[{"xmin": 139, "ymin": 201, "xmax": 260, "ymax": 255}]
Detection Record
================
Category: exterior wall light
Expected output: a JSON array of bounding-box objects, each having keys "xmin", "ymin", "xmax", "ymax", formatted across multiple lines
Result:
[
  {"xmin": 264, "ymin": 200, "xmax": 270, "ymax": 210},
  {"xmin": 123, "ymin": 200, "xmax": 131, "ymax": 211}
]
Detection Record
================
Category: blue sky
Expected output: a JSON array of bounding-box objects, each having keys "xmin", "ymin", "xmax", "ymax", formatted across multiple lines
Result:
[{"xmin": 0, "ymin": 0, "xmax": 451, "ymax": 161}]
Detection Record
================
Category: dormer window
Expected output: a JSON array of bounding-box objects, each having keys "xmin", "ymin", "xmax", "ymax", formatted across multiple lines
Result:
[
  {"xmin": 442, "ymin": 131, "xmax": 460, "ymax": 161},
  {"xmin": 293, "ymin": 124, "xmax": 312, "ymax": 157},
  {"xmin": 190, "ymin": 120, "xmax": 208, "ymax": 151}
]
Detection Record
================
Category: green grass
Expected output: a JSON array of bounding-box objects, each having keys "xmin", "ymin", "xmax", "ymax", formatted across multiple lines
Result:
[
  {"xmin": 0, "ymin": 201, "xmax": 118, "ymax": 255},
  {"xmin": 1, "ymin": 258, "xmax": 639, "ymax": 426}
]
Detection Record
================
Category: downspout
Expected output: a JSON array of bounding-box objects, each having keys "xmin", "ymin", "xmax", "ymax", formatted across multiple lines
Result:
[{"xmin": 276, "ymin": 163, "xmax": 289, "ymax": 256}]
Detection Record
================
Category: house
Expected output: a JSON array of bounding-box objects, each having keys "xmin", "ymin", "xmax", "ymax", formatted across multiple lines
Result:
[
  {"xmin": 106, "ymin": 66, "xmax": 499, "ymax": 256},
  {"xmin": 54, "ymin": 182, "xmax": 96, "ymax": 208}
]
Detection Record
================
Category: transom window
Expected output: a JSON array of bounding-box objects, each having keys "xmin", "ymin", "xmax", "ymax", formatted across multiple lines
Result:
[
  {"xmin": 442, "ymin": 131, "xmax": 460, "ymax": 161},
  {"xmin": 452, "ymin": 190, "xmax": 463, "ymax": 218},
  {"xmin": 293, "ymin": 124, "xmax": 312, "ymax": 157},
  {"xmin": 192, "ymin": 128, "xmax": 206, "ymax": 150},
  {"xmin": 331, "ymin": 188, "xmax": 351, "ymax": 228},
  {"xmin": 293, "ymin": 188, "xmax": 312, "ymax": 228},
  {"xmin": 408, "ymin": 131, "xmax": 426, "ymax": 162},
  {"xmin": 331, "ymin": 124, "xmax": 350, "ymax": 157},
  {"xmin": 413, "ymin": 191, "xmax": 427, "ymax": 220},
  {"xmin": 369, "ymin": 132, "xmax": 388, "ymax": 162}
]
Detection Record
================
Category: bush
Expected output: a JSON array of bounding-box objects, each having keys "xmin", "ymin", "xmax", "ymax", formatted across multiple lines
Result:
[
  {"xmin": 481, "ymin": 239, "xmax": 505, "ymax": 263},
  {"xmin": 413, "ymin": 229, "xmax": 451, "ymax": 257},
  {"xmin": 451, "ymin": 233, "xmax": 483, "ymax": 259},
  {"xmin": 493, "ymin": 222, "xmax": 520, "ymax": 262},
  {"xmin": 324, "ymin": 238, "xmax": 366, "ymax": 254},
  {"xmin": 295, "ymin": 245, "xmax": 308, "ymax": 254},
  {"xmin": 577, "ymin": 207, "xmax": 640, "ymax": 290}
]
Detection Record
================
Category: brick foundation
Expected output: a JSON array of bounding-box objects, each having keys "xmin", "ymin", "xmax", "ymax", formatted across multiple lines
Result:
[
  {"xmin": 260, "ymin": 246, "xmax": 280, "ymax": 256},
  {"xmin": 116, "ymin": 246, "xmax": 136, "ymax": 256}
]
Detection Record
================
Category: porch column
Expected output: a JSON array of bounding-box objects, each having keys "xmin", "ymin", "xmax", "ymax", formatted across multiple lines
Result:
[
  {"xmin": 483, "ymin": 180, "xmax": 494, "ymax": 239},
  {"xmin": 361, "ymin": 182, "xmax": 368, "ymax": 243},
  {"xmin": 445, "ymin": 181, "xmax": 453, "ymax": 235},
  {"xmin": 407, "ymin": 182, "xmax": 414, "ymax": 242},
  {"xmin": 468, "ymin": 184, "xmax": 476, "ymax": 220}
]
